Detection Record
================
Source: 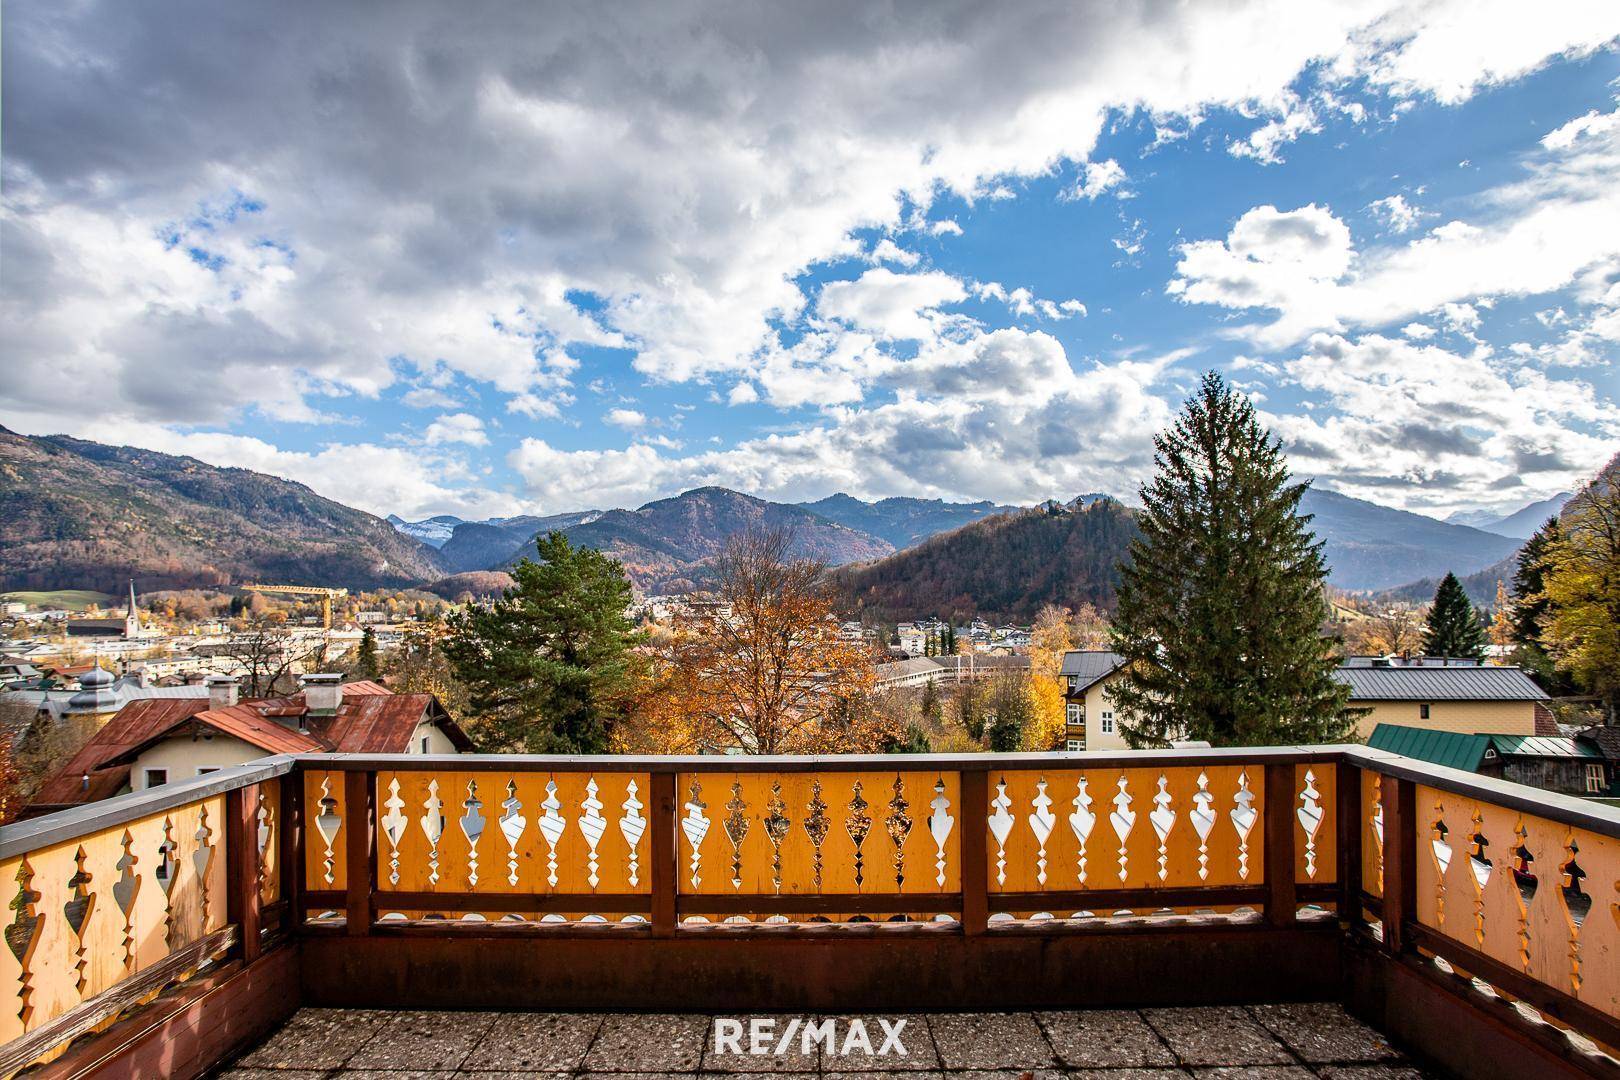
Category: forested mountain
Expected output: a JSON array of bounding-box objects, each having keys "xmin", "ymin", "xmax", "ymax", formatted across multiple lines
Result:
[
  {"xmin": 0, "ymin": 427, "xmax": 447, "ymax": 591},
  {"xmin": 796, "ymin": 493, "xmax": 1021, "ymax": 549},
  {"xmin": 436, "ymin": 511, "xmax": 600, "ymax": 573},
  {"xmin": 832, "ymin": 498, "xmax": 1139, "ymax": 622},
  {"xmin": 1299, "ymin": 488, "xmax": 1522, "ymax": 591},
  {"xmin": 507, "ymin": 487, "xmax": 895, "ymax": 593}
]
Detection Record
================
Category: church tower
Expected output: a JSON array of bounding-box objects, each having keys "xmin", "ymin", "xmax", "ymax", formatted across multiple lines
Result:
[{"xmin": 124, "ymin": 580, "xmax": 141, "ymax": 639}]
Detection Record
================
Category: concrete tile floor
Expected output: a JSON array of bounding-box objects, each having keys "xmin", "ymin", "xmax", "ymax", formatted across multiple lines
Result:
[{"xmin": 219, "ymin": 1003, "xmax": 1441, "ymax": 1079}]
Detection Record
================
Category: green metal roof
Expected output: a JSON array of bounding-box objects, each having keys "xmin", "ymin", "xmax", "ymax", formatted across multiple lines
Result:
[
  {"xmin": 1366, "ymin": 725, "xmax": 1490, "ymax": 771},
  {"xmin": 1487, "ymin": 735, "xmax": 1601, "ymax": 759}
]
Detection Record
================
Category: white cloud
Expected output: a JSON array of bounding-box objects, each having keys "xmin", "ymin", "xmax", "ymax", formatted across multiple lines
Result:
[
  {"xmin": 818, "ymin": 268, "xmax": 967, "ymax": 341},
  {"xmin": 1367, "ymin": 194, "xmax": 1425, "ymax": 233},
  {"xmin": 1067, "ymin": 158, "xmax": 1129, "ymax": 200},
  {"xmin": 1401, "ymin": 322, "xmax": 1436, "ymax": 339},
  {"xmin": 604, "ymin": 407, "xmax": 648, "ymax": 430},
  {"xmin": 727, "ymin": 382, "xmax": 760, "ymax": 406},
  {"xmin": 1228, "ymin": 97, "xmax": 1321, "ymax": 164},
  {"xmin": 423, "ymin": 412, "xmax": 489, "ymax": 446},
  {"xmin": 928, "ymin": 219, "xmax": 964, "ymax": 237},
  {"xmin": 401, "ymin": 386, "xmax": 461, "ymax": 409},
  {"xmin": 868, "ymin": 239, "xmax": 920, "ymax": 267}
]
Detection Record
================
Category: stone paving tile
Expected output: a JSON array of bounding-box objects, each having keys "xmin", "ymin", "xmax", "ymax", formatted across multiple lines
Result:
[
  {"xmin": 1316, "ymin": 1067, "xmax": 1440, "ymax": 1080},
  {"xmin": 453, "ymin": 1073, "xmax": 576, "ymax": 1080},
  {"xmin": 580, "ymin": 1074, "xmax": 701, "ymax": 1080},
  {"xmin": 343, "ymin": 1010, "xmax": 502, "ymax": 1072},
  {"xmin": 701, "ymin": 1015, "xmax": 821, "ymax": 1072},
  {"xmin": 1065, "ymin": 1071, "xmax": 1192, "ymax": 1079},
  {"xmin": 1247, "ymin": 1003, "xmax": 1402, "ymax": 1064},
  {"xmin": 216, "ymin": 1071, "xmax": 331, "ymax": 1080},
  {"xmin": 585, "ymin": 1013, "xmax": 711, "ymax": 1072},
  {"xmin": 335, "ymin": 1072, "xmax": 455, "ymax": 1080},
  {"xmin": 233, "ymin": 1007, "xmax": 395, "ymax": 1069},
  {"xmin": 951, "ymin": 1072, "xmax": 1065, "ymax": 1080},
  {"xmin": 1191, "ymin": 1069, "xmax": 1316, "ymax": 1079},
  {"xmin": 821, "ymin": 1072, "xmax": 947, "ymax": 1080},
  {"xmin": 926, "ymin": 1013, "xmax": 1057, "ymax": 1070},
  {"xmin": 1036, "ymin": 1010, "xmax": 1177, "ymax": 1069},
  {"xmin": 1141, "ymin": 1007, "xmax": 1294, "ymax": 1068},
  {"xmin": 459, "ymin": 1012, "xmax": 605, "ymax": 1072},
  {"xmin": 815, "ymin": 1014, "xmax": 939, "ymax": 1070}
]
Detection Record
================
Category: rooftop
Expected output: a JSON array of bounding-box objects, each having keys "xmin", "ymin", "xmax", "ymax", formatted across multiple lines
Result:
[{"xmin": 1332, "ymin": 663, "xmax": 1547, "ymax": 701}]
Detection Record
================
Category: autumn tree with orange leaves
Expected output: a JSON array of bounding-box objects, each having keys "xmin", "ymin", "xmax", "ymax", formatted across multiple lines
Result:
[{"xmin": 639, "ymin": 528, "xmax": 890, "ymax": 754}]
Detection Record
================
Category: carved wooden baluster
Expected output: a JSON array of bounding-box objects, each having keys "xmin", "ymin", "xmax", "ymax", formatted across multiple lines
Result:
[
  {"xmin": 156, "ymin": 817, "xmax": 178, "ymax": 947},
  {"xmin": 255, "ymin": 791, "xmax": 273, "ymax": 900},
  {"xmin": 1430, "ymin": 809, "xmax": 1453, "ymax": 932},
  {"xmin": 499, "ymin": 781, "xmax": 527, "ymax": 888},
  {"xmin": 193, "ymin": 807, "xmax": 215, "ymax": 927},
  {"xmin": 1467, "ymin": 807, "xmax": 1492, "ymax": 950},
  {"xmin": 1509, "ymin": 820, "xmax": 1538, "ymax": 972},
  {"xmin": 111, "ymin": 831, "xmax": 139, "ymax": 970},
  {"xmin": 578, "ymin": 778, "xmax": 606, "ymax": 890},
  {"xmin": 314, "ymin": 778, "xmax": 342, "ymax": 886},
  {"xmin": 723, "ymin": 782, "xmax": 750, "ymax": 890},
  {"xmin": 6, "ymin": 859, "xmax": 41, "ymax": 1027},
  {"xmin": 1558, "ymin": 834, "xmax": 1590, "ymax": 991},
  {"xmin": 460, "ymin": 779, "xmax": 486, "ymax": 888},
  {"xmin": 886, "ymin": 777, "xmax": 914, "ymax": 890},
  {"xmin": 1149, "ymin": 775, "xmax": 1176, "ymax": 882},
  {"xmin": 805, "ymin": 780, "xmax": 830, "ymax": 890},
  {"xmin": 1110, "ymin": 776, "xmax": 1136, "ymax": 883},
  {"xmin": 420, "ymin": 779, "xmax": 446, "ymax": 886},
  {"xmin": 537, "ymin": 780, "xmax": 566, "ymax": 889},
  {"xmin": 63, "ymin": 848, "xmax": 94, "ymax": 996},
  {"xmin": 1069, "ymin": 777, "xmax": 1096, "ymax": 885},
  {"xmin": 619, "ymin": 781, "xmax": 645, "ymax": 889},
  {"xmin": 1369, "ymin": 774, "xmax": 1385, "ymax": 893},
  {"xmin": 1231, "ymin": 770, "xmax": 1257, "ymax": 881},
  {"xmin": 682, "ymin": 780, "xmax": 709, "ymax": 889},
  {"xmin": 1190, "ymin": 772, "xmax": 1216, "ymax": 881},
  {"xmin": 987, "ymin": 779, "xmax": 1013, "ymax": 888},
  {"xmin": 928, "ymin": 778, "xmax": 954, "ymax": 889},
  {"xmin": 764, "ymin": 782, "xmax": 791, "ymax": 894},
  {"xmin": 1027, "ymin": 777, "xmax": 1055, "ymax": 887},
  {"xmin": 1297, "ymin": 770, "xmax": 1324, "ymax": 879},
  {"xmin": 847, "ymin": 782, "xmax": 872, "ymax": 891},
  {"xmin": 380, "ymin": 778, "xmax": 408, "ymax": 886}
]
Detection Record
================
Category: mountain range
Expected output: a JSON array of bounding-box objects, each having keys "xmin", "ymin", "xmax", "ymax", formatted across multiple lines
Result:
[
  {"xmin": 1445, "ymin": 492, "xmax": 1572, "ymax": 539},
  {"xmin": 0, "ymin": 426, "xmax": 1565, "ymax": 607}
]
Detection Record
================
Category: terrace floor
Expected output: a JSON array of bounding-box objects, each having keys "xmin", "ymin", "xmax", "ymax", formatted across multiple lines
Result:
[{"xmin": 217, "ymin": 1004, "xmax": 1441, "ymax": 1080}]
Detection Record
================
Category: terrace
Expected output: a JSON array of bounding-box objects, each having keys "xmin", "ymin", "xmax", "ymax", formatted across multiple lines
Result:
[{"xmin": 0, "ymin": 746, "xmax": 1615, "ymax": 1079}]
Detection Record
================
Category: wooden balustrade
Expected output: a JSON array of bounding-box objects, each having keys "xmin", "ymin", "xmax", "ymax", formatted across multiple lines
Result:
[{"xmin": 1, "ymin": 746, "xmax": 1617, "ymax": 1077}]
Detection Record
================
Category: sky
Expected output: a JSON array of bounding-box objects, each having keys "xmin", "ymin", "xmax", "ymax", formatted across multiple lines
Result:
[{"xmin": 3, "ymin": 1, "xmax": 1620, "ymax": 523}]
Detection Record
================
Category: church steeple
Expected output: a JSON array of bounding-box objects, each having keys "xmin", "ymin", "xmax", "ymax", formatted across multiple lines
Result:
[{"xmin": 124, "ymin": 580, "xmax": 140, "ymax": 639}]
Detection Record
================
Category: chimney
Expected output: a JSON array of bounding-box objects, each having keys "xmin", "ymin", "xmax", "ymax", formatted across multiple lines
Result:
[
  {"xmin": 301, "ymin": 673, "xmax": 343, "ymax": 716},
  {"xmin": 206, "ymin": 674, "xmax": 239, "ymax": 710}
]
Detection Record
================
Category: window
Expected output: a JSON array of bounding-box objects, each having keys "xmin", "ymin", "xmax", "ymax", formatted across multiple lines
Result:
[
  {"xmin": 1065, "ymin": 703, "xmax": 1081, "ymax": 725},
  {"xmin": 1587, "ymin": 764, "xmax": 1606, "ymax": 794},
  {"xmin": 1419, "ymin": 703, "xmax": 1431, "ymax": 720},
  {"xmin": 421, "ymin": 736, "xmax": 430, "ymax": 753},
  {"xmin": 1101, "ymin": 711, "xmax": 1114, "ymax": 734},
  {"xmin": 144, "ymin": 769, "xmax": 168, "ymax": 788},
  {"xmin": 196, "ymin": 767, "xmax": 219, "ymax": 777},
  {"xmin": 1065, "ymin": 740, "xmax": 1083, "ymax": 752}
]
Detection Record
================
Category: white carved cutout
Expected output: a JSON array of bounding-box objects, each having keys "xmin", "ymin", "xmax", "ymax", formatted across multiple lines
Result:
[
  {"xmin": 499, "ymin": 781, "xmax": 526, "ymax": 887},
  {"xmin": 1230, "ymin": 770, "xmax": 1257, "ymax": 881},
  {"xmin": 1431, "ymin": 812, "xmax": 1452, "ymax": 931},
  {"xmin": 420, "ymin": 779, "xmax": 445, "ymax": 886},
  {"xmin": 460, "ymin": 779, "xmax": 486, "ymax": 887},
  {"xmin": 1028, "ymin": 777, "xmax": 1055, "ymax": 886},
  {"xmin": 928, "ymin": 778, "xmax": 954, "ymax": 888},
  {"xmin": 579, "ymin": 778, "xmax": 607, "ymax": 889},
  {"xmin": 537, "ymin": 779, "xmax": 567, "ymax": 888},
  {"xmin": 682, "ymin": 781, "xmax": 709, "ymax": 888},
  {"xmin": 314, "ymin": 777, "xmax": 342, "ymax": 886},
  {"xmin": 1068, "ymin": 777, "xmax": 1096, "ymax": 885},
  {"xmin": 987, "ymin": 778, "xmax": 1014, "ymax": 887},
  {"xmin": 381, "ymin": 778, "xmax": 407, "ymax": 886},
  {"xmin": 1109, "ymin": 776, "xmax": 1136, "ymax": 883},
  {"xmin": 620, "ymin": 780, "xmax": 646, "ymax": 888},
  {"xmin": 1191, "ymin": 772, "xmax": 1216, "ymax": 882},
  {"xmin": 1297, "ymin": 770, "xmax": 1324, "ymax": 879},
  {"xmin": 1149, "ymin": 774, "xmax": 1176, "ymax": 882}
]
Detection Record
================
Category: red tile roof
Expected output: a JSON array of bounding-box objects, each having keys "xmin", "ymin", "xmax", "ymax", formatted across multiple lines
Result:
[{"xmin": 30, "ymin": 698, "xmax": 212, "ymax": 807}]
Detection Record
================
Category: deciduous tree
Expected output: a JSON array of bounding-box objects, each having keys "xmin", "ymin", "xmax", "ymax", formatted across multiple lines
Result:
[
  {"xmin": 1109, "ymin": 372, "xmax": 1351, "ymax": 746},
  {"xmin": 1541, "ymin": 479, "xmax": 1620, "ymax": 721},
  {"xmin": 1026, "ymin": 604, "xmax": 1073, "ymax": 751}
]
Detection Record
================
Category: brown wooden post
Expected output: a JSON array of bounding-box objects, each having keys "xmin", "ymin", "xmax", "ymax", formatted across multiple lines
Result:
[
  {"xmin": 344, "ymin": 770, "xmax": 374, "ymax": 937},
  {"xmin": 1336, "ymin": 758, "xmax": 1363, "ymax": 924},
  {"xmin": 225, "ymin": 783, "xmax": 263, "ymax": 963},
  {"xmin": 1380, "ymin": 773, "xmax": 1416, "ymax": 953},
  {"xmin": 279, "ymin": 771, "xmax": 303, "ymax": 930},
  {"xmin": 1264, "ymin": 763, "xmax": 1297, "ymax": 928},
  {"xmin": 650, "ymin": 771, "xmax": 677, "ymax": 937},
  {"xmin": 960, "ymin": 768, "xmax": 988, "ymax": 936}
]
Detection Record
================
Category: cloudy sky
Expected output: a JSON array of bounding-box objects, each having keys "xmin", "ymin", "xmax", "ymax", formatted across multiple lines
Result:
[{"xmin": 4, "ymin": 2, "xmax": 1619, "ymax": 521}]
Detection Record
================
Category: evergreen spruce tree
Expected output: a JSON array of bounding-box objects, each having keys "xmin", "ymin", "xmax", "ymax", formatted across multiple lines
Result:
[
  {"xmin": 442, "ymin": 531, "xmax": 644, "ymax": 753},
  {"xmin": 1109, "ymin": 372, "xmax": 1351, "ymax": 746},
  {"xmin": 1422, "ymin": 573, "xmax": 1487, "ymax": 661},
  {"xmin": 919, "ymin": 679, "xmax": 943, "ymax": 728},
  {"xmin": 354, "ymin": 626, "xmax": 380, "ymax": 680}
]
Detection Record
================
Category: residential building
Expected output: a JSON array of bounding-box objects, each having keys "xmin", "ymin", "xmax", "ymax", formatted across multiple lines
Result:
[
  {"xmin": 25, "ymin": 674, "xmax": 471, "ymax": 814},
  {"xmin": 1335, "ymin": 656, "xmax": 1549, "ymax": 739},
  {"xmin": 1059, "ymin": 650, "xmax": 1132, "ymax": 751},
  {"xmin": 2, "ymin": 663, "xmax": 212, "ymax": 725},
  {"xmin": 1367, "ymin": 723, "xmax": 1614, "ymax": 798}
]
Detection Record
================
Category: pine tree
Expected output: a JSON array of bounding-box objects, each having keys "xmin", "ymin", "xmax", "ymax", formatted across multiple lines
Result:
[
  {"xmin": 1109, "ymin": 372, "xmax": 1351, "ymax": 746},
  {"xmin": 1422, "ymin": 573, "xmax": 1487, "ymax": 661},
  {"xmin": 1508, "ymin": 516, "xmax": 1571, "ymax": 691},
  {"xmin": 442, "ymin": 531, "xmax": 644, "ymax": 753},
  {"xmin": 354, "ymin": 626, "xmax": 380, "ymax": 679}
]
